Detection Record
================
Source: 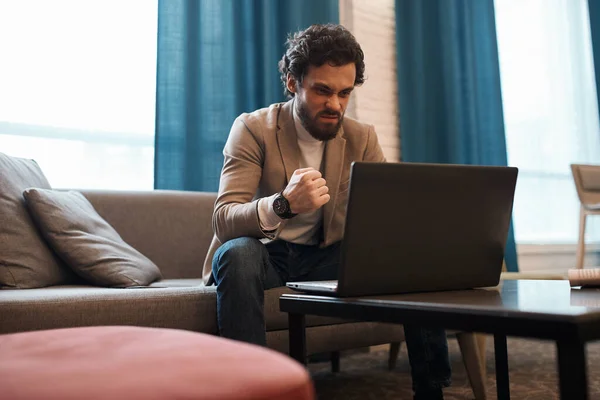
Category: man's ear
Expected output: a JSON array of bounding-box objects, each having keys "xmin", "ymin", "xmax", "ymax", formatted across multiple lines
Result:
[{"xmin": 286, "ymin": 73, "xmax": 297, "ymax": 94}]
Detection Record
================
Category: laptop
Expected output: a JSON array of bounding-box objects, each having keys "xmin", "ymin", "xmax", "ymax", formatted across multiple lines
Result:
[{"xmin": 286, "ymin": 161, "xmax": 518, "ymax": 297}]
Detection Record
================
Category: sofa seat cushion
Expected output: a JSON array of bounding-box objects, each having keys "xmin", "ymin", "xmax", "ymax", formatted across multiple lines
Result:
[
  {"xmin": 150, "ymin": 279, "xmax": 206, "ymax": 287},
  {"xmin": 0, "ymin": 152, "xmax": 77, "ymax": 288},
  {"xmin": 0, "ymin": 282, "xmax": 217, "ymax": 335},
  {"xmin": 23, "ymin": 188, "xmax": 162, "ymax": 287},
  {"xmin": 0, "ymin": 280, "xmax": 355, "ymax": 335}
]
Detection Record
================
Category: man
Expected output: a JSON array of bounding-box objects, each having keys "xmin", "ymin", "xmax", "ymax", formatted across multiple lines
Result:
[{"xmin": 202, "ymin": 24, "xmax": 451, "ymax": 400}]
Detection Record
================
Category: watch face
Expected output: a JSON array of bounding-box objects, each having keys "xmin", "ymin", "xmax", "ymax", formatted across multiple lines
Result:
[{"xmin": 273, "ymin": 196, "xmax": 288, "ymax": 215}]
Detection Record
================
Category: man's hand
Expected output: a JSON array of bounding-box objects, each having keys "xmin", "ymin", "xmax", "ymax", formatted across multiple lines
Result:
[{"xmin": 282, "ymin": 168, "xmax": 330, "ymax": 214}]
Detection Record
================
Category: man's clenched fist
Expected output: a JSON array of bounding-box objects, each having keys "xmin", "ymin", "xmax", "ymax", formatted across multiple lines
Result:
[{"xmin": 282, "ymin": 168, "xmax": 330, "ymax": 214}]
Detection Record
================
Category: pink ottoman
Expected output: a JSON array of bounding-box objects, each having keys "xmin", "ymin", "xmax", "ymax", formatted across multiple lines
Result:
[{"xmin": 0, "ymin": 326, "xmax": 314, "ymax": 400}]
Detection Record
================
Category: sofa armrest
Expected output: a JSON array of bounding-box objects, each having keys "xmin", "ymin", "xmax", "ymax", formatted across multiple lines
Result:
[{"xmin": 78, "ymin": 189, "xmax": 217, "ymax": 279}]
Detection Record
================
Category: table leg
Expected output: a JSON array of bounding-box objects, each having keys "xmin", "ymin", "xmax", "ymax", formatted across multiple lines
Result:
[
  {"xmin": 557, "ymin": 340, "xmax": 587, "ymax": 399},
  {"xmin": 288, "ymin": 312, "xmax": 307, "ymax": 365},
  {"xmin": 494, "ymin": 333, "xmax": 510, "ymax": 400}
]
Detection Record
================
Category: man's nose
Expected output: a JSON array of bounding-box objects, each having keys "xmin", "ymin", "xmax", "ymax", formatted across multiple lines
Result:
[{"xmin": 326, "ymin": 95, "xmax": 342, "ymax": 112}]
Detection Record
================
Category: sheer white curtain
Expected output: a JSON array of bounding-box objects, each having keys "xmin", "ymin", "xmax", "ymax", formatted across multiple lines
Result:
[
  {"xmin": 0, "ymin": 0, "xmax": 157, "ymax": 190},
  {"xmin": 494, "ymin": 0, "xmax": 600, "ymax": 244}
]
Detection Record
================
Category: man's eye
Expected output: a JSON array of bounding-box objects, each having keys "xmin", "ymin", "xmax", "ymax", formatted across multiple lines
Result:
[
  {"xmin": 316, "ymin": 88, "xmax": 330, "ymax": 95},
  {"xmin": 339, "ymin": 91, "xmax": 351, "ymax": 98}
]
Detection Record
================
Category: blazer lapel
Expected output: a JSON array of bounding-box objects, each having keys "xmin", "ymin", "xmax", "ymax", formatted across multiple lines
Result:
[
  {"xmin": 276, "ymin": 101, "xmax": 300, "ymax": 183},
  {"xmin": 322, "ymin": 129, "xmax": 346, "ymax": 242}
]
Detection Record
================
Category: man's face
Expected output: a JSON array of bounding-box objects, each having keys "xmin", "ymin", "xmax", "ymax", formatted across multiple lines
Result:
[{"xmin": 287, "ymin": 63, "xmax": 356, "ymax": 141}]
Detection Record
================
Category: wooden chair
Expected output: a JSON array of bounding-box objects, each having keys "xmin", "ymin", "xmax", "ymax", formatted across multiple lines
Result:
[{"xmin": 570, "ymin": 164, "xmax": 600, "ymax": 268}]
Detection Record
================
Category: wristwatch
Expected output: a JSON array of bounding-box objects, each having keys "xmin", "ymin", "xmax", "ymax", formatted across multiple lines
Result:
[{"xmin": 273, "ymin": 192, "xmax": 297, "ymax": 219}]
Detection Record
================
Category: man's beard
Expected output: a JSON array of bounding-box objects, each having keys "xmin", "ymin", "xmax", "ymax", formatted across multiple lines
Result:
[{"xmin": 296, "ymin": 100, "xmax": 343, "ymax": 141}]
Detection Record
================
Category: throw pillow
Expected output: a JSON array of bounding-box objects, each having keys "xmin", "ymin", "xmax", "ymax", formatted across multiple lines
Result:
[
  {"xmin": 0, "ymin": 152, "xmax": 77, "ymax": 288},
  {"xmin": 23, "ymin": 188, "xmax": 162, "ymax": 287}
]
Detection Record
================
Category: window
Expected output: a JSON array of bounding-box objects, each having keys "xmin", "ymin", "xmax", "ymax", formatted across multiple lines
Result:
[
  {"xmin": 495, "ymin": 0, "xmax": 600, "ymax": 244},
  {"xmin": 0, "ymin": 0, "xmax": 158, "ymax": 190}
]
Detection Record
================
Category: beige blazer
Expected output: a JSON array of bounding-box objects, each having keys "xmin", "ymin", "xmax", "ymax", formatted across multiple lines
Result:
[{"xmin": 202, "ymin": 99, "xmax": 385, "ymax": 284}]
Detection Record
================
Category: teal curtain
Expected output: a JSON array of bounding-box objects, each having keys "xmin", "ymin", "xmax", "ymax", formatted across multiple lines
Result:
[
  {"xmin": 155, "ymin": 0, "xmax": 339, "ymax": 191},
  {"xmin": 589, "ymin": 0, "xmax": 600, "ymax": 115},
  {"xmin": 395, "ymin": 0, "xmax": 519, "ymax": 272}
]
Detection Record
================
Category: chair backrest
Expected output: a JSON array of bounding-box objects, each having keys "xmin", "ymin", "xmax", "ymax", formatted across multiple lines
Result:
[{"xmin": 570, "ymin": 164, "xmax": 600, "ymax": 206}]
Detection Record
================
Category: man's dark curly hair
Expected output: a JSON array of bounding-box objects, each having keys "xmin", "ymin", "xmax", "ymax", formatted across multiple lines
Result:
[{"xmin": 278, "ymin": 23, "xmax": 365, "ymax": 98}]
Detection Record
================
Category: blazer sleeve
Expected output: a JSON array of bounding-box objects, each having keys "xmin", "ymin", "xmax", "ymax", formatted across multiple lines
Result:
[
  {"xmin": 212, "ymin": 117, "xmax": 266, "ymax": 243},
  {"xmin": 363, "ymin": 124, "xmax": 387, "ymax": 163}
]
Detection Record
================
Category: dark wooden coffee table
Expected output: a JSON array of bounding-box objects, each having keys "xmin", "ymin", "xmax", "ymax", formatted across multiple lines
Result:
[{"xmin": 280, "ymin": 279, "xmax": 600, "ymax": 399}]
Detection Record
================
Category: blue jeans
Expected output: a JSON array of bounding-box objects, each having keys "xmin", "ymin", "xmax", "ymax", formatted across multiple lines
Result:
[{"xmin": 212, "ymin": 237, "xmax": 451, "ymax": 391}]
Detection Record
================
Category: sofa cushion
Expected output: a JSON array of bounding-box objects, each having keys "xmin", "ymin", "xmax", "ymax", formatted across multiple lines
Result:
[
  {"xmin": 0, "ymin": 152, "xmax": 77, "ymax": 289},
  {"xmin": 0, "ymin": 279, "xmax": 354, "ymax": 335},
  {"xmin": 0, "ymin": 282, "xmax": 218, "ymax": 334},
  {"xmin": 23, "ymin": 188, "xmax": 162, "ymax": 288}
]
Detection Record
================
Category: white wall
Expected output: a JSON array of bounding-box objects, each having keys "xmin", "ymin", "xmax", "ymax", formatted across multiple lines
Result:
[{"xmin": 339, "ymin": 0, "xmax": 400, "ymax": 162}]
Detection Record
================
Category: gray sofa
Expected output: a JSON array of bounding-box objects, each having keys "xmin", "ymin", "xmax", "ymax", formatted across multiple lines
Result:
[{"xmin": 0, "ymin": 189, "xmax": 407, "ymax": 355}]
